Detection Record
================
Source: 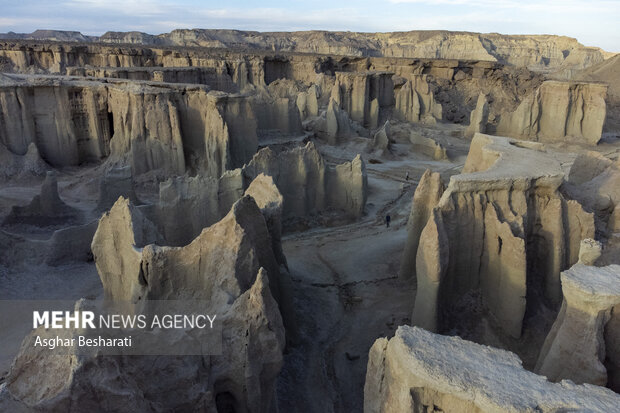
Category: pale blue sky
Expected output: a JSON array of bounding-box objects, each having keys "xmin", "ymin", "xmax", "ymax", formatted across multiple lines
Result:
[{"xmin": 0, "ymin": 0, "xmax": 618, "ymax": 51}]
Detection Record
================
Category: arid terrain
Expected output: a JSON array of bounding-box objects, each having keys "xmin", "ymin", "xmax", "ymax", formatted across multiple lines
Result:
[{"xmin": 0, "ymin": 29, "xmax": 619, "ymax": 412}]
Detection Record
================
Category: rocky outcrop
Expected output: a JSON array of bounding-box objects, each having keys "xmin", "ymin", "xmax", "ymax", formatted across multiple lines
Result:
[
  {"xmin": 2, "ymin": 30, "xmax": 608, "ymax": 73},
  {"xmin": 0, "ymin": 77, "xmax": 111, "ymax": 166},
  {"xmin": 364, "ymin": 326, "xmax": 620, "ymax": 413},
  {"xmin": 0, "ymin": 195, "xmax": 295, "ymax": 412},
  {"xmin": 497, "ymin": 81, "xmax": 607, "ymax": 145},
  {"xmin": 296, "ymin": 84, "xmax": 319, "ymax": 120},
  {"xmin": 140, "ymin": 172, "xmax": 244, "ymax": 247},
  {"xmin": 465, "ymin": 93, "xmax": 489, "ymax": 138},
  {"xmin": 332, "ymin": 72, "xmax": 394, "ymax": 129},
  {"xmin": 394, "ymin": 75, "xmax": 443, "ymax": 124},
  {"xmin": 2, "ymin": 171, "xmax": 79, "ymax": 226},
  {"xmin": 251, "ymin": 94, "xmax": 303, "ymax": 138},
  {"xmin": 409, "ymin": 132, "xmax": 447, "ymax": 160},
  {"xmin": 399, "ymin": 170, "xmax": 445, "ymax": 280},
  {"xmin": 66, "ymin": 66, "xmax": 239, "ymax": 92},
  {"xmin": 409, "ymin": 134, "xmax": 595, "ymax": 339},
  {"xmin": 244, "ymin": 174, "xmax": 287, "ymax": 268},
  {"xmin": 0, "ymin": 267, "xmax": 285, "ymax": 413},
  {"xmin": 563, "ymin": 152, "xmax": 620, "ymax": 236},
  {"xmin": 535, "ymin": 258, "xmax": 620, "ymax": 391},
  {"xmin": 243, "ymin": 142, "xmax": 367, "ymax": 219},
  {"xmin": 367, "ymin": 121, "xmax": 391, "ymax": 155},
  {"xmin": 0, "ymin": 75, "xmax": 258, "ymax": 177},
  {"xmin": 324, "ymin": 98, "xmax": 354, "ymax": 145}
]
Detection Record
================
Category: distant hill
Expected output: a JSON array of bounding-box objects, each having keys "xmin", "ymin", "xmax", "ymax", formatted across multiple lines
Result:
[{"xmin": 0, "ymin": 29, "xmax": 611, "ymax": 73}]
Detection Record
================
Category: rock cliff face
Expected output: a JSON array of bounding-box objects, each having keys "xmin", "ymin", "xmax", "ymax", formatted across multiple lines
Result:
[
  {"xmin": 0, "ymin": 75, "xmax": 259, "ymax": 177},
  {"xmin": 332, "ymin": 72, "xmax": 394, "ymax": 129},
  {"xmin": 1, "ymin": 29, "xmax": 608, "ymax": 72},
  {"xmin": 465, "ymin": 93, "xmax": 489, "ymax": 138},
  {"xmin": 0, "ymin": 195, "xmax": 290, "ymax": 412},
  {"xmin": 408, "ymin": 134, "xmax": 594, "ymax": 339},
  {"xmin": 364, "ymin": 326, "xmax": 620, "ymax": 413},
  {"xmin": 66, "ymin": 66, "xmax": 239, "ymax": 93},
  {"xmin": 394, "ymin": 75, "xmax": 442, "ymax": 124},
  {"xmin": 243, "ymin": 142, "xmax": 367, "ymax": 220},
  {"xmin": 399, "ymin": 169, "xmax": 445, "ymax": 280},
  {"xmin": 496, "ymin": 81, "xmax": 607, "ymax": 145},
  {"xmin": 536, "ymin": 261, "xmax": 620, "ymax": 391}
]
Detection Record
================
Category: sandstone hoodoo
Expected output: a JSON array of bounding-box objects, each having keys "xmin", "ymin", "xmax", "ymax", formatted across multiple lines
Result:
[{"xmin": 0, "ymin": 17, "xmax": 619, "ymax": 413}]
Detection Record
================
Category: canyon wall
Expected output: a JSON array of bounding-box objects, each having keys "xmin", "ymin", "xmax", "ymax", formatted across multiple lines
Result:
[
  {"xmin": 407, "ymin": 134, "xmax": 594, "ymax": 339},
  {"xmin": 496, "ymin": 81, "xmax": 608, "ymax": 145},
  {"xmin": 1, "ymin": 30, "xmax": 609, "ymax": 73}
]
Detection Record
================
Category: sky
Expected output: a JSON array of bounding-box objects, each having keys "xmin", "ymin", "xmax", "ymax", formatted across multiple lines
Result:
[{"xmin": 0, "ymin": 0, "xmax": 618, "ymax": 51}]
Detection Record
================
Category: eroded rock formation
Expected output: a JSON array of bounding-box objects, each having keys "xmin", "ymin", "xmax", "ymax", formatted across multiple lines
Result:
[
  {"xmin": 1, "ymin": 30, "xmax": 608, "ymax": 73},
  {"xmin": 535, "ymin": 257, "xmax": 620, "ymax": 391},
  {"xmin": 465, "ymin": 93, "xmax": 489, "ymax": 138},
  {"xmin": 364, "ymin": 326, "xmax": 620, "ymax": 412},
  {"xmin": 243, "ymin": 142, "xmax": 367, "ymax": 220},
  {"xmin": 3, "ymin": 171, "xmax": 78, "ymax": 226},
  {"xmin": 408, "ymin": 134, "xmax": 595, "ymax": 338},
  {"xmin": 399, "ymin": 169, "xmax": 445, "ymax": 279},
  {"xmin": 0, "ymin": 194, "xmax": 292, "ymax": 412},
  {"xmin": 497, "ymin": 81, "xmax": 607, "ymax": 145},
  {"xmin": 394, "ymin": 75, "xmax": 442, "ymax": 124}
]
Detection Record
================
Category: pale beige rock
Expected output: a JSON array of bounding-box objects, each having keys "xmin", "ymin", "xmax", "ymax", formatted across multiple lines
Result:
[
  {"xmin": 578, "ymin": 238, "xmax": 603, "ymax": 265},
  {"xmin": 497, "ymin": 81, "xmax": 607, "ymax": 145},
  {"xmin": 243, "ymin": 142, "xmax": 367, "ymax": 219},
  {"xmin": 1, "ymin": 30, "xmax": 608, "ymax": 73},
  {"xmin": 296, "ymin": 84, "xmax": 319, "ymax": 120},
  {"xmin": 0, "ymin": 265, "xmax": 285, "ymax": 413},
  {"xmin": 399, "ymin": 169, "xmax": 445, "ymax": 279},
  {"xmin": 465, "ymin": 93, "xmax": 489, "ymax": 138},
  {"xmin": 411, "ymin": 209, "xmax": 448, "ymax": 332},
  {"xmin": 409, "ymin": 134, "xmax": 595, "ymax": 338},
  {"xmin": 536, "ymin": 264, "xmax": 620, "ymax": 388},
  {"xmin": 367, "ymin": 121, "xmax": 391, "ymax": 154},
  {"xmin": 364, "ymin": 326, "xmax": 620, "ymax": 413},
  {"xmin": 394, "ymin": 76, "xmax": 442, "ymax": 124},
  {"xmin": 0, "ymin": 76, "xmax": 258, "ymax": 177},
  {"xmin": 91, "ymin": 197, "xmax": 164, "ymax": 302},
  {"xmin": 568, "ymin": 151, "xmax": 613, "ymax": 185},
  {"xmin": 409, "ymin": 132, "xmax": 447, "ymax": 160},
  {"xmin": 332, "ymin": 72, "xmax": 393, "ymax": 128},
  {"xmin": 325, "ymin": 98, "xmax": 353, "ymax": 145}
]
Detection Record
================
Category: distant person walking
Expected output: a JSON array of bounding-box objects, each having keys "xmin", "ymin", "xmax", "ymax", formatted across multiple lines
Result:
[
  {"xmin": 405, "ymin": 171, "xmax": 409, "ymax": 181},
  {"xmin": 386, "ymin": 214, "xmax": 391, "ymax": 228}
]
